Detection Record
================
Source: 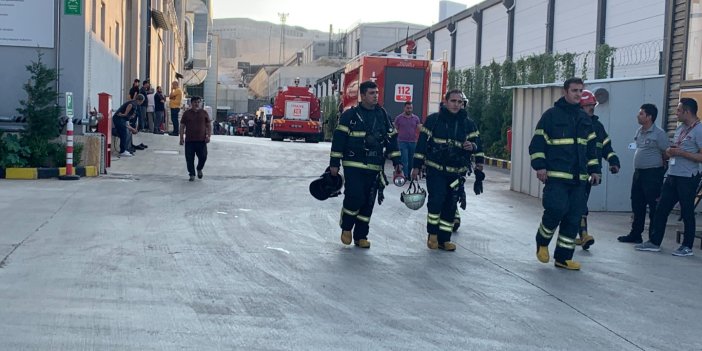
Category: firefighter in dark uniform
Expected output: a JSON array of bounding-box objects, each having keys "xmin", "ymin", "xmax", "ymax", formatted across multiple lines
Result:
[
  {"xmin": 529, "ymin": 78, "xmax": 601, "ymax": 270},
  {"xmin": 329, "ymin": 80, "xmax": 402, "ymax": 248},
  {"xmin": 575, "ymin": 90, "xmax": 620, "ymax": 250},
  {"xmin": 411, "ymin": 89, "xmax": 483, "ymax": 251},
  {"xmin": 452, "ymin": 92, "xmax": 485, "ymax": 232}
]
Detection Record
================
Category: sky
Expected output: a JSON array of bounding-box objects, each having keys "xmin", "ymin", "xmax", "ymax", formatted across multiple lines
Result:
[{"xmin": 212, "ymin": 0, "xmax": 482, "ymax": 33}]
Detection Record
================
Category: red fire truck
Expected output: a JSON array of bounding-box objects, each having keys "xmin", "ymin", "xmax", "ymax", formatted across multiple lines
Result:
[
  {"xmin": 269, "ymin": 86, "xmax": 322, "ymax": 142},
  {"xmin": 341, "ymin": 54, "xmax": 449, "ymax": 121}
]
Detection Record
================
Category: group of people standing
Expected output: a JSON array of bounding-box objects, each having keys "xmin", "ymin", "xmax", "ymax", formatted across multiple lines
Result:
[
  {"xmin": 114, "ymin": 78, "xmax": 211, "ymax": 182},
  {"xmin": 327, "ymin": 77, "xmax": 702, "ymax": 271}
]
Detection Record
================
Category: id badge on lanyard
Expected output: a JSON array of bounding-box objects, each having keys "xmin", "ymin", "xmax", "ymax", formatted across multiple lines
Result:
[{"xmin": 671, "ymin": 121, "xmax": 699, "ymax": 165}]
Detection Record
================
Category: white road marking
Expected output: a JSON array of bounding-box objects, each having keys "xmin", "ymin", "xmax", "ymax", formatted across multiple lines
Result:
[{"xmin": 266, "ymin": 247, "xmax": 290, "ymax": 254}]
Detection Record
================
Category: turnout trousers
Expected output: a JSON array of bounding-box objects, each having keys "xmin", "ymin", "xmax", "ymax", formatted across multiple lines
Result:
[
  {"xmin": 340, "ymin": 167, "xmax": 379, "ymax": 240},
  {"xmin": 536, "ymin": 181, "xmax": 587, "ymax": 262},
  {"xmin": 426, "ymin": 168, "xmax": 460, "ymax": 244}
]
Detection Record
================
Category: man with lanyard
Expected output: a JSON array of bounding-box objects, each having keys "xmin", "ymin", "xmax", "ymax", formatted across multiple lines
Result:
[
  {"xmin": 617, "ymin": 104, "xmax": 669, "ymax": 244},
  {"xmin": 636, "ymin": 98, "xmax": 702, "ymax": 256},
  {"xmin": 411, "ymin": 89, "xmax": 482, "ymax": 251},
  {"xmin": 329, "ymin": 80, "xmax": 402, "ymax": 249}
]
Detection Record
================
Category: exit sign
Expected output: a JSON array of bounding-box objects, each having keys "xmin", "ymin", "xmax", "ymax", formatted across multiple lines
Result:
[{"xmin": 65, "ymin": 0, "xmax": 81, "ymax": 15}]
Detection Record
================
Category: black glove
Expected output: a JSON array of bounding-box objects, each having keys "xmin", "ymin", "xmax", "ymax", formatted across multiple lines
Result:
[
  {"xmin": 459, "ymin": 189, "xmax": 467, "ymax": 210},
  {"xmin": 473, "ymin": 169, "xmax": 485, "ymax": 195}
]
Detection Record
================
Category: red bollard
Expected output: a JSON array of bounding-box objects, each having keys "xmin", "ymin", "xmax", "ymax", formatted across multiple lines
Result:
[{"xmin": 59, "ymin": 119, "xmax": 80, "ymax": 180}]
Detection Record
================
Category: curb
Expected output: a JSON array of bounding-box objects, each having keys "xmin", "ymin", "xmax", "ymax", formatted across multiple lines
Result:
[
  {"xmin": 0, "ymin": 166, "xmax": 98, "ymax": 180},
  {"xmin": 484, "ymin": 157, "xmax": 511, "ymax": 170}
]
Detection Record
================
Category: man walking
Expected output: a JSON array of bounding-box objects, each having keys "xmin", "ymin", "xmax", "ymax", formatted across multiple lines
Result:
[
  {"xmin": 636, "ymin": 98, "xmax": 702, "ymax": 256},
  {"xmin": 529, "ymin": 77, "xmax": 600, "ymax": 270},
  {"xmin": 618, "ymin": 104, "xmax": 669, "ymax": 244},
  {"xmin": 329, "ymin": 80, "xmax": 402, "ymax": 249},
  {"xmin": 394, "ymin": 101, "xmax": 421, "ymax": 179},
  {"xmin": 179, "ymin": 96, "xmax": 211, "ymax": 182},
  {"xmin": 169, "ymin": 81, "xmax": 183, "ymax": 136},
  {"xmin": 411, "ymin": 89, "xmax": 483, "ymax": 251},
  {"xmin": 575, "ymin": 90, "xmax": 620, "ymax": 250}
]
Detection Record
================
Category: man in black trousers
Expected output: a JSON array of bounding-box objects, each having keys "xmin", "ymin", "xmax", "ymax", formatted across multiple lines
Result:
[
  {"xmin": 179, "ymin": 96, "xmax": 211, "ymax": 182},
  {"xmin": 618, "ymin": 104, "xmax": 669, "ymax": 244}
]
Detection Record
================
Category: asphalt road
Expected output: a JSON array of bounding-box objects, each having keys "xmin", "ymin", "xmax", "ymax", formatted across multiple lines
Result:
[{"xmin": 0, "ymin": 133, "xmax": 700, "ymax": 350}]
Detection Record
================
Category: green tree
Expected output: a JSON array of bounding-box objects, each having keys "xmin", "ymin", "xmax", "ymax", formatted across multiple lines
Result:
[{"xmin": 16, "ymin": 51, "xmax": 61, "ymax": 167}]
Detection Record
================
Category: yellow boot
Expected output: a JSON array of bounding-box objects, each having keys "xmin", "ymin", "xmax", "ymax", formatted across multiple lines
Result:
[
  {"xmin": 580, "ymin": 233, "xmax": 595, "ymax": 250},
  {"xmin": 555, "ymin": 260, "xmax": 581, "ymax": 270},
  {"xmin": 354, "ymin": 239, "xmax": 371, "ymax": 248},
  {"xmin": 427, "ymin": 234, "xmax": 438, "ymax": 249},
  {"xmin": 340, "ymin": 230, "xmax": 352, "ymax": 245},
  {"xmin": 438, "ymin": 242, "xmax": 456, "ymax": 251},
  {"xmin": 536, "ymin": 246, "xmax": 550, "ymax": 263}
]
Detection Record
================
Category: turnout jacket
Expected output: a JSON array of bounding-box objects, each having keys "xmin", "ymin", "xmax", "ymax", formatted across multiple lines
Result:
[
  {"xmin": 529, "ymin": 97, "xmax": 601, "ymax": 182},
  {"xmin": 413, "ymin": 107, "xmax": 484, "ymax": 174},
  {"xmin": 330, "ymin": 104, "xmax": 401, "ymax": 171},
  {"xmin": 591, "ymin": 115, "xmax": 620, "ymax": 170}
]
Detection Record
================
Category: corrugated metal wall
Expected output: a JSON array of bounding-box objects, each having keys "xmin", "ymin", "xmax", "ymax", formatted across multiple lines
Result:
[
  {"xmin": 510, "ymin": 86, "xmax": 561, "ymax": 199},
  {"xmin": 511, "ymin": 76, "xmax": 666, "ymax": 212},
  {"xmin": 480, "ymin": 4, "xmax": 509, "ymax": 66},
  {"xmin": 513, "ymin": 0, "xmax": 548, "ymax": 59},
  {"xmin": 455, "ymin": 19, "xmax": 477, "ymax": 69}
]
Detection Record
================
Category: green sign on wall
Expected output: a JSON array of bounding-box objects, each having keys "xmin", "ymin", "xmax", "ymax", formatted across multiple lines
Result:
[{"xmin": 65, "ymin": 0, "xmax": 81, "ymax": 15}]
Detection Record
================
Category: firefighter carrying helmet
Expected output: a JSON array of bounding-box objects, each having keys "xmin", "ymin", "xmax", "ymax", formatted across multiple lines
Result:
[
  {"xmin": 580, "ymin": 90, "xmax": 597, "ymax": 107},
  {"xmin": 309, "ymin": 167, "xmax": 344, "ymax": 201},
  {"xmin": 400, "ymin": 180, "xmax": 426, "ymax": 210}
]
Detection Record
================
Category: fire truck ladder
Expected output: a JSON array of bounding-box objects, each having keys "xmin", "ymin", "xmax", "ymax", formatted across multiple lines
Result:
[{"xmin": 427, "ymin": 61, "xmax": 444, "ymax": 115}]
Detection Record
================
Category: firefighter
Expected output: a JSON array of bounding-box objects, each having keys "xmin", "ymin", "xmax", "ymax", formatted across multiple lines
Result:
[
  {"xmin": 529, "ymin": 77, "xmax": 601, "ymax": 270},
  {"xmin": 575, "ymin": 90, "xmax": 620, "ymax": 250},
  {"xmin": 329, "ymin": 80, "xmax": 402, "ymax": 248},
  {"xmin": 411, "ymin": 89, "xmax": 482, "ymax": 251},
  {"xmin": 452, "ymin": 92, "xmax": 485, "ymax": 232}
]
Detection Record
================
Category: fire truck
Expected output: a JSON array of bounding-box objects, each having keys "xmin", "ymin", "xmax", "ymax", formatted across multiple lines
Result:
[
  {"xmin": 341, "ymin": 53, "xmax": 449, "ymax": 121},
  {"xmin": 269, "ymin": 86, "xmax": 322, "ymax": 142}
]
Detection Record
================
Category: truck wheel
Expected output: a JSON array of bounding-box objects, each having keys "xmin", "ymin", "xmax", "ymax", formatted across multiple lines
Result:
[
  {"xmin": 270, "ymin": 133, "xmax": 284, "ymax": 141},
  {"xmin": 305, "ymin": 137, "xmax": 319, "ymax": 143}
]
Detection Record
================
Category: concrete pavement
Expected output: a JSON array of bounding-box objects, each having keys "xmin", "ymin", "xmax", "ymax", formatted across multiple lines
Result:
[{"xmin": 0, "ymin": 133, "xmax": 700, "ymax": 350}]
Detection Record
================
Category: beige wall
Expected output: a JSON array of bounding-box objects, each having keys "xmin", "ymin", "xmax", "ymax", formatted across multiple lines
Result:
[{"xmin": 248, "ymin": 70, "xmax": 271, "ymax": 99}]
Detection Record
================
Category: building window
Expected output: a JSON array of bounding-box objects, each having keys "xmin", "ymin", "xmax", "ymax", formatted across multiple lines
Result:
[
  {"xmin": 100, "ymin": 2, "xmax": 106, "ymax": 42},
  {"xmin": 685, "ymin": 0, "xmax": 702, "ymax": 80},
  {"xmin": 91, "ymin": 0, "xmax": 97, "ymax": 33},
  {"xmin": 115, "ymin": 22, "xmax": 120, "ymax": 54}
]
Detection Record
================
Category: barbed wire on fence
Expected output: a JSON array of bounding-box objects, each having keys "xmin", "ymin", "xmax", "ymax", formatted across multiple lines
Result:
[{"xmin": 572, "ymin": 39, "xmax": 664, "ymax": 78}]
